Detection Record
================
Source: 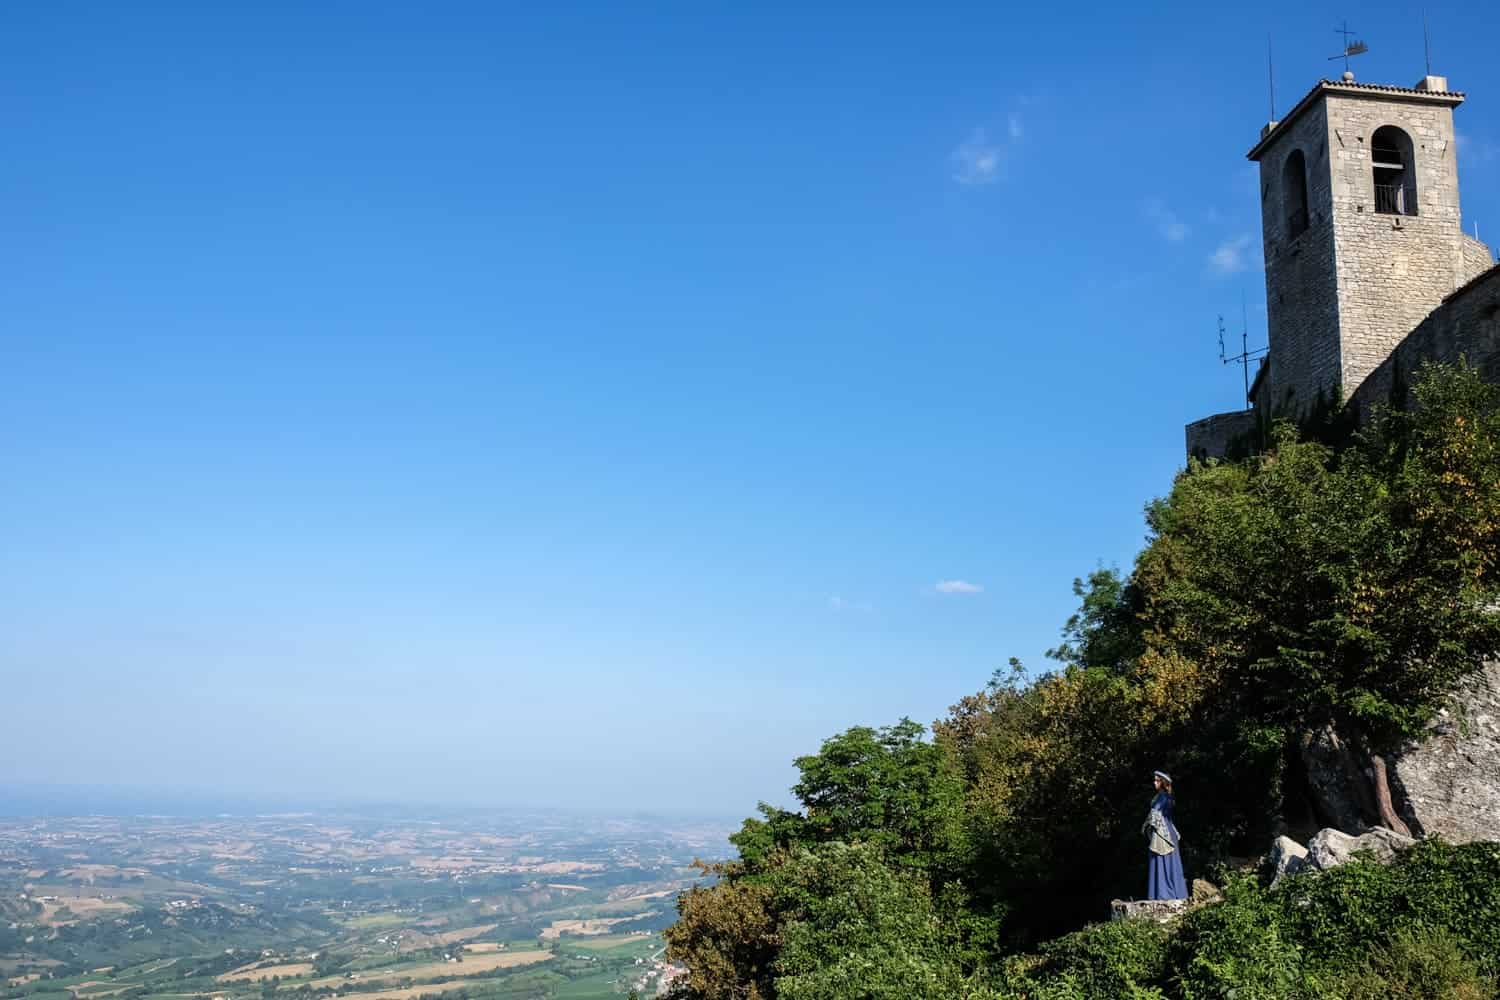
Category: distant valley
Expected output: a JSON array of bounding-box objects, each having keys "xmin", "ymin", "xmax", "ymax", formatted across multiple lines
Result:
[{"xmin": 0, "ymin": 811, "xmax": 733, "ymax": 1000}]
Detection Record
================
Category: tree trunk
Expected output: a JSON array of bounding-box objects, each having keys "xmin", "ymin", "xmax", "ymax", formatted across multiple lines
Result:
[
  {"xmin": 1367, "ymin": 753, "xmax": 1413, "ymax": 837},
  {"xmin": 1300, "ymin": 724, "xmax": 1413, "ymax": 835}
]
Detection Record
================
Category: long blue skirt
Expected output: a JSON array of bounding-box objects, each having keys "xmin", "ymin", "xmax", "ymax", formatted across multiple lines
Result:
[{"xmin": 1148, "ymin": 849, "xmax": 1187, "ymax": 900}]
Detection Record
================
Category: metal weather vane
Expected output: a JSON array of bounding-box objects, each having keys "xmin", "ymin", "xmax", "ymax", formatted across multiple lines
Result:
[{"xmin": 1329, "ymin": 21, "xmax": 1369, "ymax": 75}]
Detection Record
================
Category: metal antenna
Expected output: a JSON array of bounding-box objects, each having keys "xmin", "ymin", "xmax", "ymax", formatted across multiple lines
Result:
[
  {"xmin": 1423, "ymin": 11, "xmax": 1432, "ymax": 77},
  {"xmin": 1329, "ymin": 21, "xmax": 1369, "ymax": 76},
  {"xmin": 1267, "ymin": 35, "xmax": 1277, "ymax": 120},
  {"xmin": 1241, "ymin": 293, "xmax": 1252, "ymax": 404},
  {"xmin": 1217, "ymin": 299, "xmax": 1268, "ymax": 407}
]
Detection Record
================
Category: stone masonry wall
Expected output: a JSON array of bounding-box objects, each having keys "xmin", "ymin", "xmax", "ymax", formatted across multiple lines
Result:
[
  {"xmin": 1259, "ymin": 101, "xmax": 1340, "ymax": 415},
  {"xmin": 1326, "ymin": 93, "xmax": 1466, "ymax": 398},
  {"xmin": 1350, "ymin": 266, "xmax": 1500, "ymax": 414},
  {"xmin": 1465, "ymin": 234, "xmax": 1496, "ymax": 281},
  {"xmin": 1185, "ymin": 409, "xmax": 1257, "ymax": 461}
]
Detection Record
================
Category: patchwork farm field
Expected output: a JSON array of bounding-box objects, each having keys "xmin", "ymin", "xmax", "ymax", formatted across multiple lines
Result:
[
  {"xmin": 217, "ymin": 963, "xmax": 317, "ymax": 983},
  {"xmin": 0, "ymin": 812, "xmax": 729, "ymax": 1000}
]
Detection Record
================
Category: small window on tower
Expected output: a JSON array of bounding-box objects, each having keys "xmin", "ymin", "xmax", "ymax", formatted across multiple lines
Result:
[
  {"xmin": 1372, "ymin": 126, "xmax": 1418, "ymax": 216},
  {"xmin": 1283, "ymin": 149, "xmax": 1309, "ymax": 238}
]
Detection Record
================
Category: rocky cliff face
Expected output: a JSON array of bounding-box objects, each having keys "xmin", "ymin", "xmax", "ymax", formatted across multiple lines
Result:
[
  {"xmin": 1302, "ymin": 660, "xmax": 1500, "ymax": 843},
  {"xmin": 1392, "ymin": 660, "xmax": 1500, "ymax": 843}
]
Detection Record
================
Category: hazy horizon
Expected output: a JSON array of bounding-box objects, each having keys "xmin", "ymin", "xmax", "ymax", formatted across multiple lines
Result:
[
  {"xmin": 5, "ymin": 1, "xmax": 1499, "ymax": 814},
  {"xmin": 0, "ymin": 782, "xmax": 745, "ymax": 823}
]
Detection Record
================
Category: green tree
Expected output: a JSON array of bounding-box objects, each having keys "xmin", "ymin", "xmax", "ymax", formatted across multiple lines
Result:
[
  {"xmin": 772, "ymin": 842, "xmax": 963, "ymax": 1000},
  {"xmin": 731, "ymin": 719, "xmax": 965, "ymax": 874},
  {"xmin": 1130, "ymin": 364, "xmax": 1500, "ymax": 829},
  {"xmin": 1045, "ymin": 567, "xmax": 1143, "ymax": 673},
  {"xmin": 663, "ymin": 867, "xmax": 779, "ymax": 1000}
]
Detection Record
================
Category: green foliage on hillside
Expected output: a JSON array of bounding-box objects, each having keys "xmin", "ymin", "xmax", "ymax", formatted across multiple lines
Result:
[
  {"xmin": 988, "ymin": 839, "xmax": 1500, "ymax": 998},
  {"xmin": 664, "ymin": 363, "xmax": 1500, "ymax": 999},
  {"xmin": 730, "ymin": 720, "xmax": 966, "ymax": 874}
]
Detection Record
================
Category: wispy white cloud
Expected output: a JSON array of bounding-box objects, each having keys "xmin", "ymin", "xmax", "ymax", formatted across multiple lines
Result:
[
  {"xmin": 1143, "ymin": 199, "xmax": 1190, "ymax": 242},
  {"xmin": 950, "ymin": 128, "xmax": 1005, "ymax": 185},
  {"xmin": 1457, "ymin": 131, "xmax": 1500, "ymax": 164},
  {"xmin": 950, "ymin": 102, "xmax": 1031, "ymax": 187},
  {"xmin": 934, "ymin": 580, "xmax": 984, "ymax": 595},
  {"xmin": 1208, "ymin": 234, "xmax": 1255, "ymax": 275},
  {"xmin": 828, "ymin": 595, "xmax": 872, "ymax": 613}
]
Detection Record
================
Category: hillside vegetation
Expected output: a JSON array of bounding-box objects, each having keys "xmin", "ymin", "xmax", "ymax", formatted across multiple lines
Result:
[{"xmin": 663, "ymin": 363, "xmax": 1500, "ymax": 1000}]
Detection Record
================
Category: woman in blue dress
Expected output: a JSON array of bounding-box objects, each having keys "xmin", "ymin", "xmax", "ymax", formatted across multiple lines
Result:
[{"xmin": 1143, "ymin": 770, "xmax": 1186, "ymax": 900}]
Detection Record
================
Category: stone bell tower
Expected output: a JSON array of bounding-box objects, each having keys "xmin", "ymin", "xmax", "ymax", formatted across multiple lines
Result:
[{"xmin": 1249, "ymin": 72, "xmax": 1475, "ymax": 415}]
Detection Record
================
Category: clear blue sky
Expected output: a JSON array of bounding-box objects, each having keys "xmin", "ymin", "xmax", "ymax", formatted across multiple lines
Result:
[{"xmin": 4, "ymin": 1, "xmax": 1499, "ymax": 815}]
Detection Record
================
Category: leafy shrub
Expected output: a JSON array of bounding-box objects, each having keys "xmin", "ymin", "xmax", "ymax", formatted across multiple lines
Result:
[
  {"xmin": 1167, "ymin": 875, "xmax": 1315, "ymax": 1000},
  {"xmin": 771, "ymin": 842, "xmax": 962, "ymax": 1000},
  {"xmin": 1031, "ymin": 919, "xmax": 1170, "ymax": 997},
  {"xmin": 1329, "ymin": 927, "xmax": 1496, "ymax": 1000},
  {"xmin": 1165, "ymin": 841, "xmax": 1500, "ymax": 998},
  {"xmin": 976, "ymin": 843, "xmax": 1500, "ymax": 999},
  {"xmin": 1272, "ymin": 839, "xmax": 1500, "ymax": 978}
]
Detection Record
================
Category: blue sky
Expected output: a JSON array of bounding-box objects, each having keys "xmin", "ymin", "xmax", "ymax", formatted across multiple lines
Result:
[{"xmin": 3, "ymin": 1, "xmax": 1499, "ymax": 815}]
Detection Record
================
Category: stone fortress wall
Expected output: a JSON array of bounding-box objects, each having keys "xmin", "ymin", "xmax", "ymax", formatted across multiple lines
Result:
[
  {"xmin": 1351, "ymin": 266, "xmax": 1500, "ymax": 417},
  {"xmin": 1183, "ymin": 409, "xmax": 1257, "ymax": 461},
  {"xmin": 1465, "ymin": 234, "xmax": 1496, "ymax": 281}
]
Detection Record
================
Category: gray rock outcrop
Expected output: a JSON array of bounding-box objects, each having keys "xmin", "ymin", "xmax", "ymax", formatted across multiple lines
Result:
[
  {"xmin": 1110, "ymin": 898, "xmax": 1188, "ymax": 923},
  {"xmin": 1189, "ymin": 878, "xmax": 1222, "ymax": 906},
  {"xmin": 1110, "ymin": 880, "xmax": 1220, "ymax": 922},
  {"xmin": 1305, "ymin": 827, "xmax": 1415, "ymax": 871},
  {"xmin": 1300, "ymin": 661, "xmax": 1500, "ymax": 844},
  {"xmin": 1301, "ymin": 724, "xmax": 1377, "ymax": 833},
  {"xmin": 1269, "ymin": 835, "xmax": 1309, "ymax": 886},
  {"xmin": 1392, "ymin": 660, "xmax": 1500, "ymax": 843}
]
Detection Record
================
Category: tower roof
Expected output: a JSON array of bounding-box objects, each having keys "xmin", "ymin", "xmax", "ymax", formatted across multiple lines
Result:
[{"xmin": 1248, "ymin": 77, "xmax": 1464, "ymax": 161}]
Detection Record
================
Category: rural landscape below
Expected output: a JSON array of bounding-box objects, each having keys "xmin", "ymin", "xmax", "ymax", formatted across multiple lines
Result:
[{"xmin": 0, "ymin": 811, "xmax": 732, "ymax": 1000}]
